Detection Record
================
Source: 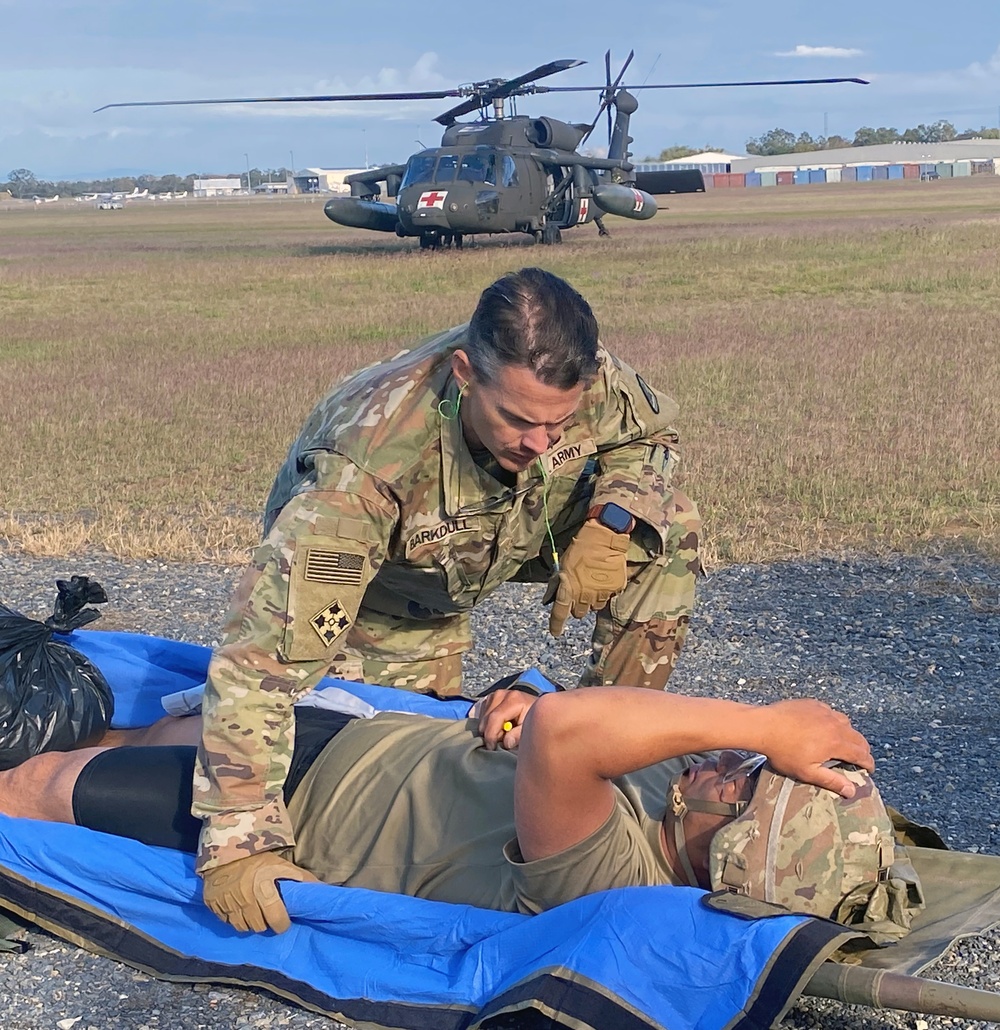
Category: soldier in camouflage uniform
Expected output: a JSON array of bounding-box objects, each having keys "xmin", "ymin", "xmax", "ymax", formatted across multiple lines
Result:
[{"xmin": 193, "ymin": 267, "xmax": 701, "ymax": 920}]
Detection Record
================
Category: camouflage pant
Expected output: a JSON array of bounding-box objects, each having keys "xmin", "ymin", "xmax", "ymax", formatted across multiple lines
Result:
[{"xmin": 330, "ymin": 489, "xmax": 701, "ymax": 697}]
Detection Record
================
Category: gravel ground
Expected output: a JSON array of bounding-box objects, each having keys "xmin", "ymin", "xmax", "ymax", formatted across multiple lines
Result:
[{"xmin": 0, "ymin": 546, "xmax": 998, "ymax": 1029}]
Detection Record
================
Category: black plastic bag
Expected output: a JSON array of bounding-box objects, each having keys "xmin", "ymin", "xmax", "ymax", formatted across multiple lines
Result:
[{"xmin": 0, "ymin": 576, "xmax": 115, "ymax": 770}]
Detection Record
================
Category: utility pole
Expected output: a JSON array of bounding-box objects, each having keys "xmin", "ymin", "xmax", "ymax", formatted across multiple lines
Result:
[{"xmin": 244, "ymin": 152, "xmax": 251, "ymax": 193}]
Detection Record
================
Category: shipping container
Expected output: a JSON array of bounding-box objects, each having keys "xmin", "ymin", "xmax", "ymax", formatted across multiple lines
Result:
[
  {"xmin": 760, "ymin": 171, "xmax": 777, "ymax": 187},
  {"xmin": 715, "ymin": 174, "xmax": 731, "ymax": 187},
  {"xmin": 872, "ymin": 166, "xmax": 889, "ymax": 180},
  {"xmin": 776, "ymin": 171, "xmax": 794, "ymax": 185},
  {"xmin": 808, "ymin": 169, "xmax": 826, "ymax": 184},
  {"xmin": 935, "ymin": 162, "xmax": 954, "ymax": 178},
  {"xmin": 744, "ymin": 172, "xmax": 762, "ymax": 187},
  {"xmin": 729, "ymin": 173, "xmax": 746, "ymax": 187},
  {"xmin": 919, "ymin": 163, "xmax": 937, "ymax": 179},
  {"xmin": 841, "ymin": 166, "xmax": 857, "ymax": 181},
  {"xmin": 954, "ymin": 161, "xmax": 972, "ymax": 177},
  {"xmin": 826, "ymin": 167, "xmax": 842, "ymax": 183},
  {"xmin": 903, "ymin": 164, "xmax": 920, "ymax": 179},
  {"xmin": 702, "ymin": 174, "xmax": 715, "ymax": 188},
  {"xmin": 971, "ymin": 161, "xmax": 994, "ymax": 175},
  {"xmin": 855, "ymin": 165, "xmax": 873, "ymax": 181},
  {"xmin": 794, "ymin": 169, "xmax": 810, "ymax": 185}
]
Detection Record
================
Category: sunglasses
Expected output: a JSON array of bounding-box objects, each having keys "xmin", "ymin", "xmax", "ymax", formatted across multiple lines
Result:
[{"xmin": 718, "ymin": 751, "xmax": 768, "ymax": 786}]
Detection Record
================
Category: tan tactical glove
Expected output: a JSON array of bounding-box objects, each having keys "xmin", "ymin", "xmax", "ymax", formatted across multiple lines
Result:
[
  {"xmin": 201, "ymin": 851, "xmax": 319, "ymax": 934},
  {"xmin": 546, "ymin": 521, "xmax": 630, "ymax": 637}
]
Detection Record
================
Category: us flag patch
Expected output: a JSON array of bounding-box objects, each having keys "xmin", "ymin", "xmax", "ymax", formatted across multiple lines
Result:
[
  {"xmin": 305, "ymin": 548, "xmax": 365, "ymax": 585},
  {"xmin": 309, "ymin": 599, "xmax": 352, "ymax": 646}
]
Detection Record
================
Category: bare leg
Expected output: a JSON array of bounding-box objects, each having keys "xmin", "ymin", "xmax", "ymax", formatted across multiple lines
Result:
[
  {"xmin": 0, "ymin": 716, "xmax": 203, "ymax": 824},
  {"xmin": 0, "ymin": 748, "xmax": 108, "ymax": 822},
  {"xmin": 97, "ymin": 713, "xmax": 202, "ymax": 749}
]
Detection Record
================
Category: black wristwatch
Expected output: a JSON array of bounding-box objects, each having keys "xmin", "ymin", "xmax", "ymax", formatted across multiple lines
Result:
[{"xmin": 587, "ymin": 502, "xmax": 636, "ymax": 535}]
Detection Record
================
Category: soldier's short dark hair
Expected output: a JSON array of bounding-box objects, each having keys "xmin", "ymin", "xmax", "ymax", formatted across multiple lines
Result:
[{"xmin": 465, "ymin": 268, "xmax": 600, "ymax": 390}]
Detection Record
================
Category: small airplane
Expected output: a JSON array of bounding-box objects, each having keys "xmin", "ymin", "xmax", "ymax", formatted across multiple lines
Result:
[
  {"xmin": 76, "ymin": 186, "xmax": 150, "ymax": 208},
  {"xmin": 32, "ymin": 194, "xmax": 59, "ymax": 204}
]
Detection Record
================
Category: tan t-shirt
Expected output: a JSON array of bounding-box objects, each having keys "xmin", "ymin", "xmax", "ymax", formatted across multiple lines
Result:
[{"xmin": 287, "ymin": 712, "xmax": 681, "ymax": 914}]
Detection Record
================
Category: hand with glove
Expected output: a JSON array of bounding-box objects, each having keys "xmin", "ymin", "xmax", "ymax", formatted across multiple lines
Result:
[
  {"xmin": 545, "ymin": 518, "xmax": 631, "ymax": 637},
  {"xmin": 201, "ymin": 850, "xmax": 319, "ymax": 934}
]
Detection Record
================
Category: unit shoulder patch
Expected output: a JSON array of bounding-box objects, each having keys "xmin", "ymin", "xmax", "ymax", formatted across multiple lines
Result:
[{"xmin": 309, "ymin": 599, "xmax": 353, "ymax": 647}]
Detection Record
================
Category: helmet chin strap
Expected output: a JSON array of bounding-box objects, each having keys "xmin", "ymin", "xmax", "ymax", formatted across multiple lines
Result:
[{"xmin": 669, "ymin": 776, "xmax": 751, "ymax": 888}]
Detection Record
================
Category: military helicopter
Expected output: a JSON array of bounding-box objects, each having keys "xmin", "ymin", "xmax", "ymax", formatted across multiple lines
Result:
[{"xmin": 97, "ymin": 55, "xmax": 866, "ymax": 249}]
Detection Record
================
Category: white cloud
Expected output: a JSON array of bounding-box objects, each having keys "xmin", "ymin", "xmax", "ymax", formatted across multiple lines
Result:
[{"xmin": 775, "ymin": 45, "xmax": 864, "ymax": 59}]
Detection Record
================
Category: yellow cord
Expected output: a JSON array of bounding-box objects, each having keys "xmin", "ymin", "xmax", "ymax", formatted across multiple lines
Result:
[{"xmin": 536, "ymin": 459, "xmax": 560, "ymax": 572}]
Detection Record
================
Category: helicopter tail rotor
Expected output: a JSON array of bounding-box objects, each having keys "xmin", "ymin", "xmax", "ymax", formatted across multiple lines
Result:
[
  {"xmin": 605, "ymin": 51, "xmax": 614, "ymax": 147},
  {"xmin": 580, "ymin": 50, "xmax": 634, "ymax": 149}
]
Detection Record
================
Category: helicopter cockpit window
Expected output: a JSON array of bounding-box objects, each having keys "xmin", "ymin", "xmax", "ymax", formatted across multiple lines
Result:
[
  {"xmin": 457, "ymin": 152, "xmax": 496, "ymax": 186},
  {"xmin": 434, "ymin": 155, "xmax": 459, "ymax": 183},
  {"xmin": 401, "ymin": 155, "xmax": 436, "ymax": 189},
  {"xmin": 501, "ymin": 155, "xmax": 518, "ymax": 188}
]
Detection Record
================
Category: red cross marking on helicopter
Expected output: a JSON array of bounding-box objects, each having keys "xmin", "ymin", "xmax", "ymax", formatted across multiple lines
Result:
[
  {"xmin": 577, "ymin": 198, "xmax": 589, "ymax": 223},
  {"xmin": 418, "ymin": 191, "xmax": 448, "ymax": 208}
]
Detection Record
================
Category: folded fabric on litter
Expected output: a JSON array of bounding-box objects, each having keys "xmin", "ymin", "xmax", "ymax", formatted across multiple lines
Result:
[{"xmin": 0, "ymin": 630, "xmax": 857, "ymax": 1030}]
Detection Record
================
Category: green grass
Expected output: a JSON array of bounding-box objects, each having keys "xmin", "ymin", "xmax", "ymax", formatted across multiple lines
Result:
[{"xmin": 2, "ymin": 179, "xmax": 999, "ymax": 564}]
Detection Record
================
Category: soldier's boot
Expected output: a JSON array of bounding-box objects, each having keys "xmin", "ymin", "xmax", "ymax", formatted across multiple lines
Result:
[{"xmin": 578, "ymin": 489, "xmax": 701, "ymax": 691}]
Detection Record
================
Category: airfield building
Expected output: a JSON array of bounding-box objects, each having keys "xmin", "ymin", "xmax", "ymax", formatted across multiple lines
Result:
[
  {"xmin": 193, "ymin": 177, "xmax": 244, "ymax": 197},
  {"xmin": 637, "ymin": 141, "xmax": 1000, "ymax": 189},
  {"xmin": 290, "ymin": 168, "xmax": 365, "ymax": 194}
]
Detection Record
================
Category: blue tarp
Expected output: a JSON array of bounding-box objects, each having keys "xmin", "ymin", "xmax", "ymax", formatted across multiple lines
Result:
[{"xmin": 0, "ymin": 631, "xmax": 851, "ymax": 1030}]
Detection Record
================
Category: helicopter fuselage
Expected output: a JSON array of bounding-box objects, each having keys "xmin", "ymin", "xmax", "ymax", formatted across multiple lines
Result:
[{"xmin": 323, "ymin": 114, "xmax": 657, "ymax": 247}]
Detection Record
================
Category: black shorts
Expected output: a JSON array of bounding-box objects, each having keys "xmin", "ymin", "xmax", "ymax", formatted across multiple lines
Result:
[{"xmin": 71, "ymin": 707, "xmax": 355, "ymax": 853}]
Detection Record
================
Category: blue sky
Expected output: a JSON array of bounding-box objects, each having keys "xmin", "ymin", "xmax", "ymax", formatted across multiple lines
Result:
[{"xmin": 4, "ymin": 0, "xmax": 1000, "ymax": 180}]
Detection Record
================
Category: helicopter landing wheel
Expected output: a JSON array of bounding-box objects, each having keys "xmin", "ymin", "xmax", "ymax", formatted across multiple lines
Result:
[
  {"xmin": 419, "ymin": 234, "xmax": 440, "ymax": 250},
  {"xmin": 540, "ymin": 224, "xmax": 562, "ymax": 245}
]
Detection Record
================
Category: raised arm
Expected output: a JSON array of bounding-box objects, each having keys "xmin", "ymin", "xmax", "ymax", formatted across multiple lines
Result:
[{"xmin": 513, "ymin": 687, "xmax": 874, "ymax": 862}]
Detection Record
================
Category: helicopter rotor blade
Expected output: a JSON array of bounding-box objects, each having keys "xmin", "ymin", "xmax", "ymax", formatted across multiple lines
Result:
[
  {"xmin": 605, "ymin": 51, "xmax": 613, "ymax": 146},
  {"xmin": 541, "ymin": 76, "xmax": 869, "ymax": 94},
  {"xmin": 95, "ymin": 89, "xmax": 465, "ymax": 113},
  {"xmin": 434, "ymin": 58, "xmax": 585, "ymax": 125}
]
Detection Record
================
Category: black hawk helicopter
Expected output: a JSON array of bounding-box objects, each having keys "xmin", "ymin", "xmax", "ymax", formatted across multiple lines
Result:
[{"xmin": 97, "ymin": 55, "xmax": 866, "ymax": 249}]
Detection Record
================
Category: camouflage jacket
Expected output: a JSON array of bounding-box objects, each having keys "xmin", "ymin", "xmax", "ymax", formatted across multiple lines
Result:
[{"xmin": 193, "ymin": 324, "xmax": 682, "ymax": 872}]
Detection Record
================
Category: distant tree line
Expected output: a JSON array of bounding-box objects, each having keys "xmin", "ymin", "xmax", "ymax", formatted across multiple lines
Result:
[
  {"xmin": 642, "ymin": 123, "xmax": 1000, "ymax": 162},
  {"xmin": 2, "ymin": 167, "xmax": 293, "ymax": 199},
  {"xmin": 745, "ymin": 122, "xmax": 1000, "ymax": 156}
]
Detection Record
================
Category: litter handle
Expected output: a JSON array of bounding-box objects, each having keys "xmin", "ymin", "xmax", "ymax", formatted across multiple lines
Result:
[{"xmin": 804, "ymin": 962, "xmax": 1000, "ymax": 1021}]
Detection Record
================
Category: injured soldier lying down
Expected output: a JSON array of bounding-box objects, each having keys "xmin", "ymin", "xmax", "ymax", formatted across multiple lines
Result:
[{"xmin": 1, "ymin": 686, "xmax": 915, "ymax": 940}]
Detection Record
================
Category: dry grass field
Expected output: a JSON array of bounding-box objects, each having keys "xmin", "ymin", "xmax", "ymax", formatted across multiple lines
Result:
[{"xmin": 2, "ymin": 176, "xmax": 999, "ymax": 566}]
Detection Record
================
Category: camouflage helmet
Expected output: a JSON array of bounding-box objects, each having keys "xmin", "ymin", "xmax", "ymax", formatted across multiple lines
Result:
[{"xmin": 708, "ymin": 764, "xmax": 921, "ymax": 938}]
